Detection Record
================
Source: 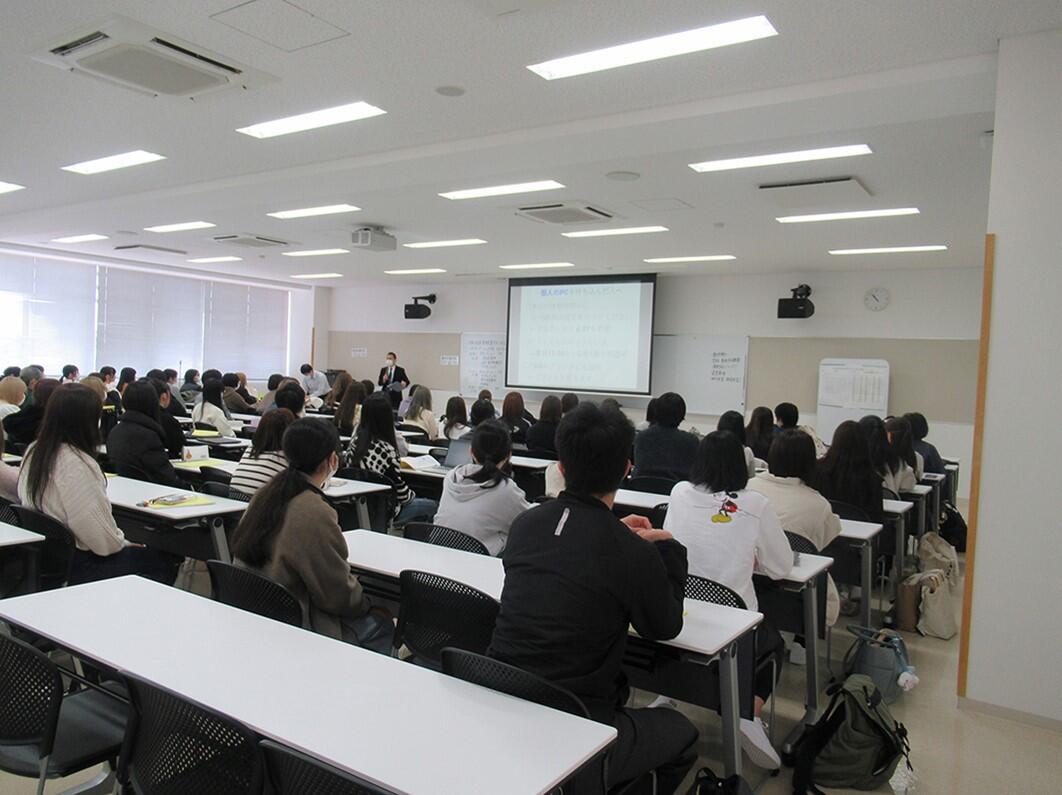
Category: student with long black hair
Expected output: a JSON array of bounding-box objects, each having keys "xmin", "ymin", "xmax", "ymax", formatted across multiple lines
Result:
[
  {"xmin": 469, "ymin": 397, "xmax": 497, "ymax": 426},
  {"xmin": 442, "ymin": 395, "xmax": 471, "ymax": 441},
  {"xmin": 745, "ymin": 406, "xmax": 775, "ymax": 462},
  {"xmin": 334, "ymin": 380, "xmax": 366, "ymax": 438},
  {"xmin": 146, "ymin": 378, "xmax": 185, "ymax": 459},
  {"xmin": 859, "ymin": 415, "xmax": 913, "ymax": 494},
  {"xmin": 230, "ymin": 409, "xmax": 295, "ymax": 496},
  {"xmin": 717, "ymin": 409, "xmax": 757, "ymax": 476},
  {"xmin": 107, "ymin": 380, "xmax": 184, "ymax": 487},
  {"xmin": 526, "ymin": 395, "xmax": 561, "ymax": 453},
  {"xmin": 231, "ymin": 419, "xmax": 391, "ymax": 649},
  {"xmin": 191, "ymin": 378, "xmax": 236, "ymax": 437},
  {"xmin": 116, "ymin": 367, "xmax": 137, "ymax": 397},
  {"xmin": 885, "ymin": 415, "xmax": 924, "ymax": 481},
  {"xmin": 812, "ymin": 420, "xmax": 884, "ymax": 521},
  {"xmin": 181, "ymin": 369, "xmax": 202, "ymax": 395},
  {"xmin": 434, "ymin": 420, "xmax": 533, "ymax": 554},
  {"xmin": 904, "ymin": 411, "xmax": 946, "ymax": 475},
  {"xmin": 3, "ymin": 378, "xmax": 59, "ymax": 446}
]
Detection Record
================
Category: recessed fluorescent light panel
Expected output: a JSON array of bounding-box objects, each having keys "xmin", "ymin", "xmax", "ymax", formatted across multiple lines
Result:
[
  {"xmin": 499, "ymin": 262, "xmax": 576, "ymax": 270},
  {"xmin": 281, "ymin": 248, "xmax": 350, "ymax": 257},
  {"xmin": 777, "ymin": 208, "xmax": 919, "ymax": 224},
  {"xmin": 267, "ymin": 204, "xmax": 361, "ymax": 219},
  {"xmin": 528, "ymin": 15, "xmax": 778, "ymax": 80},
  {"xmin": 562, "ymin": 226, "xmax": 668, "ymax": 238},
  {"xmin": 829, "ymin": 245, "xmax": 948, "ymax": 255},
  {"xmin": 384, "ymin": 268, "xmax": 447, "ymax": 275},
  {"xmin": 439, "ymin": 180, "xmax": 564, "ymax": 200},
  {"xmin": 51, "ymin": 234, "xmax": 109, "ymax": 243},
  {"xmin": 689, "ymin": 144, "xmax": 872, "ymax": 173},
  {"xmin": 0, "ymin": 181, "xmax": 26, "ymax": 195},
  {"xmin": 144, "ymin": 221, "xmax": 216, "ymax": 233},
  {"xmin": 403, "ymin": 239, "xmax": 487, "ymax": 249},
  {"xmin": 290, "ymin": 272, "xmax": 343, "ymax": 279},
  {"xmin": 61, "ymin": 150, "xmax": 166, "ymax": 175},
  {"xmin": 188, "ymin": 256, "xmax": 243, "ymax": 263},
  {"xmin": 644, "ymin": 255, "xmax": 735, "ymax": 263},
  {"xmin": 236, "ymin": 102, "xmax": 386, "ymax": 139}
]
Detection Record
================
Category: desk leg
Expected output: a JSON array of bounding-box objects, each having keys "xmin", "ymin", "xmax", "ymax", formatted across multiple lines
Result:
[
  {"xmin": 933, "ymin": 483, "xmax": 942, "ymax": 533},
  {"xmin": 893, "ymin": 514, "xmax": 906, "ymax": 592},
  {"xmin": 783, "ymin": 579, "xmax": 822, "ymax": 753},
  {"xmin": 209, "ymin": 518, "xmax": 231, "ymax": 563},
  {"xmin": 860, "ymin": 541, "xmax": 873, "ymax": 628},
  {"xmin": 916, "ymin": 498, "xmax": 926, "ymax": 540},
  {"xmin": 356, "ymin": 498, "xmax": 371, "ymax": 530},
  {"xmin": 719, "ymin": 642, "xmax": 742, "ymax": 779}
]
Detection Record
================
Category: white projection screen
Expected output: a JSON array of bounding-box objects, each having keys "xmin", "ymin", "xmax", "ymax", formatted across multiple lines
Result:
[{"xmin": 505, "ymin": 274, "xmax": 657, "ymax": 394}]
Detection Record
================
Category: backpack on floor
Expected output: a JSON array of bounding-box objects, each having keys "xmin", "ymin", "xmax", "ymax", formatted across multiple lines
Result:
[
  {"xmin": 684, "ymin": 767, "xmax": 753, "ymax": 795},
  {"xmin": 791, "ymin": 674, "xmax": 912, "ymax": 794},
  {"xmin": 938, "ymin": 502, "xmax": 968, "ymax": 552}
]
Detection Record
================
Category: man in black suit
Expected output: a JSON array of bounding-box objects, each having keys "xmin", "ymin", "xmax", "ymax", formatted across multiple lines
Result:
[{"xmin": 378, "ymin": 352, "xmax": 409, "ymax": 410}]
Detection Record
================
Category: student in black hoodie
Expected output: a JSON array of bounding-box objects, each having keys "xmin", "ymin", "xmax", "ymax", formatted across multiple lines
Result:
[
  {"xmin": 488, "ymin": 402, "xmax": 697, "ymax": 795},
  {"xmin": 106, "ymin": 380, "xmax": 183, "ymax": 487},
  {"xmin": 3, "ymin": 378, "xmax": 59, "ymax": 446}
]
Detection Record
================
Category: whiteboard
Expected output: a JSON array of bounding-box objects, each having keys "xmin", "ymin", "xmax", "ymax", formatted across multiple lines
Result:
[
  {"xmin": 816, "ymin": 358, "xmax": 890, "ymax": 441},
  {"xmin": 460, "ymin": 332, "xmax": 506, "ymax": 397},
  {"xmin": 650, "ymin": 335, "xmax": 749, "ymax": 416}
]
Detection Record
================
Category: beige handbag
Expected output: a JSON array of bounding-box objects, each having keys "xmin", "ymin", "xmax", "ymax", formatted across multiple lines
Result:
[
  {"xmin": 917, "ymin": 532, "xmax": 959, "ymax": 587},
  {"xmin": 916, "ymin": 569, "xmax": 958, "ymax": 640}
]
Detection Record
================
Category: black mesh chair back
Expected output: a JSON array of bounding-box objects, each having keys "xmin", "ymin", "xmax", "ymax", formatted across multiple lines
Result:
[
  {"xmin": 119, "ymin": 675, "xmax": 261, "ymax": 795},
  {"xmin": 206, "ymin": 560, "xmax": 304, "ymax": 628},
  {"xmin": 403, "ymin": 523, "xmax": 490, "ymax": 556},
  {"xmin": 227, "ymin": 488, "xmax": 253, "ymax": 503},
  {"xmin": 201, "ymin": 466, "xmax": 233, "ymax": 485},
  {"xmin": 194, "ymin": 422, "xmax": 219, "ymax": 432},
  {"xmin": 829, "ymin": 500, "xmax": 872, "ymax": 522},
  {"xmin": 441, "ymin": 648, "xmax": 588, "ymax": 717},
  {"xmin": 260, "ymin": 740, "xmax": 388, "ymax": 795},
  {"xmin": 427, "ymin": 448, "xmax": 447, "ymax": 464},
  {"xmin": 0, "ymin": 497, "xmax": 17, "ymax": 526},
  {"xmin": 201, "ymin": 481, "xmax": 231, "ymax": 498},
  {"xmin": 395, "ymin": 570, "xmax": 499, "ymax": 667},
  {"xmin": 624, "ymin": 475, "xmax": 677, "ymax": 495},
  {"xmin": 785, "ymin": 530, "xmax": 819, "ymax": 555},
  {"xmin": 684, "ymin": 574, "xmax": 746, "ymax": 609},
  {"xmin": 10, "ymin": 505, "xmax": 76, "ymax": 592},
  {"xmin": 114, "ymin": 462, "xmax": 156, "ymax": 483},
  {"xmin": 883, "ymin": 487, "xmax": 900, "ymax": 501},
  {"xmin": 0, "ymin": 633, "xmax": 62, "ymax": 758}
]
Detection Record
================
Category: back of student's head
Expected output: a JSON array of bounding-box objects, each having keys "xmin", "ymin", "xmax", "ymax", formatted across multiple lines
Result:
[
  {"xmin": 267, "ymin": 373, "xmax": 284, "ymax": 391},
  {"xmin": 252, "ymin": 408, "xmax": 296, "ymax": 457},
  {"xmin": 469, "ymin": 398, "xmax": 496, "ymax": 426},
  {"xmin": 747, "ymin": 406, "xmax": 773, "ymax": 436},
  {"xmin": 538, "ymin": 395, "xmax": 562, "ymax": 424},
  {"xmin": 232, "ymin": 418, "xmax": 339, "ymax": 566},
  {"xmin": 299, "ymin": 363, "xmax": 313, "ymax": 375},
  {"xmin": 163, "ymin": 368, "xmax": 178, "ymax": 382},
  {"xmin": 691, "ymin": 430, "xmax": 749, "ymax": 493},
  {"xmin": 79, "ymin": 376, "xmax": 107, "ymax": 404},
  {"xmin": 61, "ymin": 364, "xmax": 78, "ymax": 380},
  {"xmin": 768, "ymin": 429, "xmax": 816, "ymax": 481},
  {"xmin": 201, "ymin": 378, "xmax": 224, "ymax": 410},
  {"xmin": 817, "ymin": 420, "xmax": 875, "ymax": 492},
  {"xmin": 501, "ymin": 392, "xmax": 524, "ymax": 422},
  {"xmin": 407, "ymin": 386, "xmax": 432, "ymax": 419},
  {"xmin": 444, "ymin": 396, "xmax": 468, "ymax": 434},
  {"xmin": 716, "ymin": 410, "xmax": 747, "ymax": 445},
  {"xmin": 329, "ymin": 371, "xmax": 353, "ymax": 403},
  {"xmin": 644, "ymin": 397, "xmax": 658, "ymax": 425},
  {"xmin": 468, "ymin": 419, "xmax": 514, "ymax": 489},
  {"xmin": 221, "ymin": 372, "xmax": 240, "ymax": 389},
  {"xmin": 335, "ymin": 380, "xmax": 366, "ymax": 427},
  {"xmin": 145, "ymin": 369, "xmax": 165, "ymax": 382},
  {"xmin": 2, "ymin": 366, "xmax": 20, "ymax": 379},
  {"xmin": 24, "ymin": 384, "xmax": 102, "ymax": 508},
  {"xmin": 600, "ymin": 398, "xmax": 621, "ymax": 413},
  {"xmin": 122, "ymin": 379, "xmax": 161, "ymax": 421},
  {"xmin": 361, "ymin": 379, "xmax": 375, "ymax": 395},
  {"xmin": 774, "ymin": 402, "xmax": 799, "ymax": 429},
  {"xmin": 884, "ymin": 416, "xmax": 917, "ymax": 470},
  {"xmin": 33, "ymin": 378, "xmax": 60, "ymax": 411},
  {"xmin": 117, "ymin": 367, "xmax": 137, "ymax": 389},
  {"xmin": 561, "ymin": 392, "xmax": 579, "ymax": 414},
  {"xmin": 352, "ymin": 393, "xmax": 398, "ymax": 463},
  {"xmin": 903, "ymin": 412, "xmax": 929, "ymax": 441},
  {"xmin": 0, "ymin": 375, "xmax": 26, "ymax": 405},
  {"xmin": 654, "ymin": 392, "xmax": 686, "ymax": 429},
  {"xmin": 859, "ymin": 415, "xmax": 899, "ymax": 475},
  {"xmin": 556, "ymin": 402, "xmax": 634, "ymax": 496},
  {"xmin": 477, "ymin": 389, "xmax": 493, "ymax": 401},
  {"xmin": 202, "ymin": 369, "xmax": 222, "ymax": 384},
  {"xmin": 274, "ymin": 382, "xmax": 306, "ymax": 414},
  {"xmin": 20, "ymin": 366, "xmax": 42, "ymax": 387},
  {"xmin": 183, "ymin": 368, "xmax": 199, "ymax": 384}
]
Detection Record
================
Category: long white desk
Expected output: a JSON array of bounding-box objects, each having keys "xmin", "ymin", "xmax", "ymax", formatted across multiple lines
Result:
[
  {"xmin": 0, "ymin": 577, "xmax": 615, "ymax": 795},
  {"xmin": 835, "ymin": 519, "xmax": 883, "ymax": 628},
  {"xmin": 343, "ymin": 529, "xmax": 761, "ymax": 777},
  {"xmin": 406, "ymin": 444, "xmax": 550, "ymax": 472},
  {"xmin": 901, "ymin": 483, "xmax": 932, "ymax": 539},
  {"xmin": 0, "ymin": 521, "xmax": 44, "ymax": 548}
]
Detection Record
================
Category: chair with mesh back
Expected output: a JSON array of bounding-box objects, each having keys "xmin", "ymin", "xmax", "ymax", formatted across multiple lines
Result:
[
  {"xmin": 10, "ymin": 506, "xmax": 76, "ymax": 592},
  {"xmin": 260, "ymin": 740, "xmax": 388, "ymax": 795},
  {"xmin": 227, "ymin": 488, "xmax": 253, "ymax": 503},
  {"xmin": 882, "ymin": 487, "xmax": 900, "ymax": 501},
  {"xmin": 403, "ymin": 523, "xmax": 490, "ymax": 556},
  {"xmin": 520, "ymin": 448, "xmax": 559, "ymax": 461},
  {"xmin": 0, "ymin": 633, "xmax": 127, "ymax": 795},
  {"xmin": 784, "ymin": 531, "xmax": 819, "ymax": 556},
  {"xmin": 624, "ymin": 476, "xmax": 677, "ymax": 496},
  {"xmin": 649, "ymin": 503, "xmax": 669, "ymax": 529},
  {"xmin": 206, "ymin": 560, "xmax": 304, "ymax": 628},
  {"xmin": 394, "ymin": 570, "xmax": 499, "ymax": 669},
  {"xmin": 440, "ymin": 649, "xmax": 648, "ymax": 795},
  {"xmin": 117, "ymin": 675, "xmax": 261, "ymax": 795},
  {"xmin": 0, "ymin": 497, "xmax": 18, "ymax": 527},
  {"xmin": 201, "ymin": 481, "xmax": 231, "ymax": 498},
  {"xmin": 201, "ymin": 466, "xmax": 233, "ymax": 485}
]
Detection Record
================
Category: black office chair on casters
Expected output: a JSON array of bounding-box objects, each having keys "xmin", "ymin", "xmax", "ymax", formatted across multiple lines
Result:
[{"xmin": 260, "ymin": 739, "xmax": 389, "ymax": 795}]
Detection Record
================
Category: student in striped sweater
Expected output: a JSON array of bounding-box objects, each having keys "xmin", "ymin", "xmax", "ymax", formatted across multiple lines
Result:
[{"xmin": 230, "ymin": 409, "xmax": 296, "ymax": 497}]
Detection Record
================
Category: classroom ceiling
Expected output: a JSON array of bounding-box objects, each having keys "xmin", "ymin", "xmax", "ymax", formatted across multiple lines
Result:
[{"xmin": 1, "ymin": 0, "xmax": 1059, "ymax": 285}]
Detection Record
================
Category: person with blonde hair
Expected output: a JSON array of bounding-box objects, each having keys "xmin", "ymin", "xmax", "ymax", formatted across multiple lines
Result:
[
  {"xmin": 79, "ymin": 376, "xmax": 108, "ymax": 404},
  {"xmin": 0, "ymin": 375, "xmax": 27, "ymax": 420}
]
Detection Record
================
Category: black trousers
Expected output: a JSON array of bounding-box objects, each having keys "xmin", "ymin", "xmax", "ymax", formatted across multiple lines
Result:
[
  {"xmin": 755, "ymin": 620, "xmax": 786, "ymax": 701},
  {"xmin": 607, "ymin": 706, "xmax": 699, "ymax": 795},
  {"xmin": 69, "ymin": 547, "xmax": 181, "ymax": 586}
]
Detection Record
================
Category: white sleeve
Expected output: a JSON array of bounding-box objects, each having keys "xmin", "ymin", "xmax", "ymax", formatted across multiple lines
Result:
[
  {"xmin": 215, "ymin": 410, "xmax": 236, "ymax": 437},
  {"xmin": 755, "ymin": 501, "xmax": 794, "ymax": 580},
  {"xmin": 60, "ymin": 456, "xmax": 125, "ymax": 555}
]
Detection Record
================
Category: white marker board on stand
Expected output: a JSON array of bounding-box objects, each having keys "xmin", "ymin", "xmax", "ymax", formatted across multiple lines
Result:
[
  {"xmin": 460, "ymin": 332, "xmax": 506, "ymax": 397},
  {"xmin": 816, "ymin": 358, "xmax": 890, "ymax": 441},
  {"xmin": 650, "ymin": 335, "xmax": 749, "ymax": 416}
]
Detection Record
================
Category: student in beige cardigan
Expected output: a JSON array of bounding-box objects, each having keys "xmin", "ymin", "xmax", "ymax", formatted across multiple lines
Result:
[{"xmin": 230, "ymin": 418, "xmax": 392, "ymax": 651}]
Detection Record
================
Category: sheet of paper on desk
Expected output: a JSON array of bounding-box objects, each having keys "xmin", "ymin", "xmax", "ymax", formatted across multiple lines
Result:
[{"xmin": 401, "ymin": 455, "xmax": 439, "ymax": 471}]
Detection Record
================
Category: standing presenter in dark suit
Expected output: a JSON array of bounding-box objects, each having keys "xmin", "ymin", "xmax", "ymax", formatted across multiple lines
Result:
[{"xmin": 378, "ymin": 352, "xmax": 409, "ymax": 411}]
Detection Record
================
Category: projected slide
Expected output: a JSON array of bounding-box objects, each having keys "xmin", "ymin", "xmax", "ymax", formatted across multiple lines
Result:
[{"xmin": 506, "ymin": 275, "xmax": 656, "ymax": 394}]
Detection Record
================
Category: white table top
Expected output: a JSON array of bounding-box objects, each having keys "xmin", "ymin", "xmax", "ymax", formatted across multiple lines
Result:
[
  {"xmin": 406, "ymin": 444, "xmax": 549, "ymax": 471},
  {"xmin": 921, "ymin": 473, "xmax": 946, "ymax": 482},
  {"xmin": 942, "ymin": 456, "xmax": 960, "ymax": 465},
  {"xmin": 784, "ymin": 553, "xmax": 833, "ymax": 583},
  {"xmin": 905, "ymin": 484, "xmax": 933, "ymax": 497},
  {"xmin": 106, "ymin": 475, "xmax": 248, "ymax": 521},
  {"xmin": 2, "ymin": 452, "xmax": 20, "ymax": 464},
  {"xmin": 193, "ymin": 436, "xmax": 252, "ymax": 449},
  {"xmin": 838, "ymin": 519, "xmax": 884, "ymax": 542},
  {"xmin": 944, "ymin": 463, "xmax": 959, "ymax": 472},
  {"xmin": 343, "ymin": 530, "xmax": 761, "ymax": 657},
  {"xmin": 614, "ymin": 489, "xmax": 670, "ymax": 510},
  {"xmin": 0, "ymin": 521, "xmax": 44, "ymax": 548},
  {"xmin": 883, "ymin": 499, "xmax": 913, "ymax": 515},
  {"xmin": 169, "ymin": 461, "xmax": 390, "ymax": 500},
  {"xmin": 0, "ymin": 577, "xmax": 615, "ymax": 795}
]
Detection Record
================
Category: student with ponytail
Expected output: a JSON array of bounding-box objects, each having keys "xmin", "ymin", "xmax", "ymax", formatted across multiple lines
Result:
[
  {"xmin": 434, "ymin": 419, "xmax": 533, "ymax": 555},
  {"xmin": 230, "ymin": 418, "xmax": 391, "ymax": 650}
]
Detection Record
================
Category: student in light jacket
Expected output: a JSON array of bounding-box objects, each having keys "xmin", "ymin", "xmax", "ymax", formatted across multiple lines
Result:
[
  {"xmin": 403, "ymin": 386, "xmax": 439, "ymax": 440},
  {"xmin": 191, "ymin": 379, "xmax": 236, "ymax": 437},
  {"xmin": 434, "ymin": 420, "xmax": 533, "ymax": 555}
]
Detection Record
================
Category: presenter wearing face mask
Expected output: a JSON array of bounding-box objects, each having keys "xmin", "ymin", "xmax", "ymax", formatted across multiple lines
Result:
[{"xmin": 378, "ymin": 352, "xmax": 409, "ymax": 411}]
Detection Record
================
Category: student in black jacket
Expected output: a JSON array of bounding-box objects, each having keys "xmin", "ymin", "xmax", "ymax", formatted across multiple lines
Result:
[
  {"xmin": 489, "ymin": 402, "xmax": 697, "ymax": 795},
  {"xmin": 525, "ymin": 394, "xmax": 560, "ymax": 453},
  {"xmin": 106, "ymin": 380, "xmax": 183, "ymax": 487},
  {"xmin": 632, "ymin": 391, "xmax": 698, "ymax": 481},
  {"xmin": 147, "ymin": 378, "xmax": 186, "ymax": 460}
]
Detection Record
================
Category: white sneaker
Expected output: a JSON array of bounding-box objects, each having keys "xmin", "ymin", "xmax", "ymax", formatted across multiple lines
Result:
[
  {"xmin": 646, "ymin": 695, "xmax": 678, "ymax": 709},
  {"xmin": 789, "ymin": 641, "xmax": 807, "ymax": 666},
  {"xmin": 740, "ymin": 717, "xmax": 781, "ymax": 769}
]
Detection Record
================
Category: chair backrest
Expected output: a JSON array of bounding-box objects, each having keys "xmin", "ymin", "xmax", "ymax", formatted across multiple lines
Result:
[
  {"xmin": 624, "ymin": 475, "xmax": 678, "ymax": 495},
  {"xmin": 194, "ymin": 422, "xmax": 218, "ymax": 432},
  {"xmin": 883, "ymin": 487, "xmax": 900, "ymax": 501},
  {"xmin": 650, "ymin": 502, "xmax": 669, "ymax": 529},
  {"xmin": 0, "ymin": 633, "xmax": 63, "ymax": 757},
  {"xmin": 10, "ymin": 505, "xmax": 77, "ymax": 591},
  {"xmin": 260, "ymin": 739, "xmax": 388, "ymax": 795},
  {"xmin": 520, "ymin": 448, "xmax": 559, "ymax": 461},
  {"xmin": 0, "ymin": 497, "xmax": 17, "ymax": 526},
  {"xmin": 201, "ymin": 481, "xmax": 231, "ymax": 498},
  {"xmin": 201, "ymin": 466, "xmax": 233, "ymax": 485},
  {"xmin": 829, "ymin": 499, "xmax": 872, "ymax": 522},
  {"xmin": 684, "ymin": 574, "xmax": 747, "ymax": 609},
  {"xmin": 395, "ymin": 570, "xmax": 499, "ymax": 666},
  {"xmin": 404, "ymin": 523, "xmax": 490, "ymax": 556},
  {"xmin": 119, "ymin": 675, "xmax": 261, "ymax": 795},
  {"xmin": 114, "ymin": 462, "xmax": 157, "ymax": 483},
  {"xmin": 206, "ymin": 560, "xmax": 304, "ymax": 628},
  {"xmin": 227, "ymin": 488, "xmax": 253, "ymax": 503},
  {"xmin": 785, "ymin": 530, "xmax": 819, "ymax": 555}
]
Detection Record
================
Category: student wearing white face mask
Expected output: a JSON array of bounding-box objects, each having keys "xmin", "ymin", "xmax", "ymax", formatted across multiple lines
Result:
[{"xmin": 378, "ymin": 351, "xmax": 409, "ymax": 411}]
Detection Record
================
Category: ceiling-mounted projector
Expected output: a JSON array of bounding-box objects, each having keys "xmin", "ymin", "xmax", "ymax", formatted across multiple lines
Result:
[
  {"xmin": 778, "ymin": 284, "xmax": 815, "ymax": 318},
  {"xmin": 352, "ymin": 226, "xmax": 397, "ymax": 251},
  {"xmin": 405, "ymin": 293, "xmax": 436, "ymax": 320}
]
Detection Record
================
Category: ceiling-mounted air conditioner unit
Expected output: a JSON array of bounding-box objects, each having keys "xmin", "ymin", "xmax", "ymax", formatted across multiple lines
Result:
[
  {"xmin": 32, "ymin": 16, "xmax": 277, "ymax": 98},
  {"xmin": 515, "ymin": 202, "xmax": 615, "ymax": 225}
]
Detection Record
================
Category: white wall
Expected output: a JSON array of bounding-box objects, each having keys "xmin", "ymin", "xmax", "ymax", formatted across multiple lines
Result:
[
  {"xmin": 964, "ymin": 28, "xmax": 1062, "ymax": 724},
  {"xmin": 286, "ymin": 288, "xmax": 314, "ymax": 374}
]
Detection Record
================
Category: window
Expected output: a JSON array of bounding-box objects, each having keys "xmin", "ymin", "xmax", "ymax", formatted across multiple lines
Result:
[{"xmin": 204, "ymin": 283, "xmax": 289, "ymax": 378}]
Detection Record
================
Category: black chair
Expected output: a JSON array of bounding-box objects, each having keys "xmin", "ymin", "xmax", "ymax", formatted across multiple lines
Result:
[
  {"xmin": 784, "ymin": 530, "xmax": 819, "ymax": 556},
  {"xmin": 650, "ymin": 503, "xmax": 669, "ymax": 529},
  {"xmin": 394, "ymin": 570, "xmax": 499, "ymax": 668},
  {"xmin": 193, "ymin": 422, "xmax": 219, "ymax": 432},
  {"xmin": 427, "ymin": 437, "xmax": 451, "ymax": 448},
  {"xmin": 624, "ymin": 475, "xmax": 677, "ymax": 495},
  {"xmin": 201, "ymin": 466, "xmax": 233, "ymax": 485},
  {"xmin": 201, "ymin": 481, "xmax": 231, "ymax": 498},
  {"xmin": 336, "ymin": 468, "xmax": 397, "ymax": 532},
  {"xmin": 521, "ymin": 448, "xmax": 559, "ymax": 461},
  {"xmin": 117, "ymin": 675, "xmax": 262, "ymax": 795},
  {"xmin": 227, "ymin": 488, "xmax": 253, "ymax": 503},
  {"xmin": 0, "ymin": 496, "xmax": 17, "ymax": 526},
  {"xmin": 260, "ymin": 739, "xmax": 388, "ymax": 795},
  {"xmin": 206, "ymin": 560, "xmax": 303, "ymax": 628},
  {"xmin": 0, "ymin": 633, "xmax": 127, "ymax": 794},
  {"xmin": 403, "ymin": 523, "xmax": 490, "ymax": 556},
  {"xmin": 883, "ymin": 487, "xmax": 900, "ymax": 501},
  {"xmin": 10, "ymin": 505, "xmax": 76, "ymax": 592},
  {"xmin": 441, "ymin": 649, "xmax": 648, "ymax": 795}
]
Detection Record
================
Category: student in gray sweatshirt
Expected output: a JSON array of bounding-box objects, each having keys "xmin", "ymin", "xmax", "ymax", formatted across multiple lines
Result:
[{"xmin": 433, "ymin": 419, "xmax": 533, "ymax": 555}]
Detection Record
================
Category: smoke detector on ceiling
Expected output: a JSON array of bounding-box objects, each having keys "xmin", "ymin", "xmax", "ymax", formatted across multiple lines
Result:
[{"xmin": 515, "ymin": 202, "xmax": 615, "ymax": 225}]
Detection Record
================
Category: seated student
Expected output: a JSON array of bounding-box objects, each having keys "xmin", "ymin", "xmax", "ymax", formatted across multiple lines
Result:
[
  {"xmin": 99, "ymin": 366, "xmax": 123, "ymax": 413},
  {"xmin": 885, "ymin": 416, "xmax": 924, "ymax": 482},
  {"xmin": 745, "ymin": 406, "xmax": 775, "ymax": 462},
  {"xmin": 3, "ymin": 378, "xmax": 59, "ymax": 446},
  {"xmin": 469, "ymin": 397, "xmax": 497, "ymax": 427},
  {"xmin": 0, "ymin": 375, "xmax": 26, "ymax": 420},
  {"xmin": 501, "ymin": 392, "xmax": 531, "ymax": 444},
  {"xmin": 0, "ymin": 423, "xmax": 18, "ymax": 502},
  {"xmin": 434, "ymin": 420, "xmax": 533, "ymax": 555},
  {"xmin": 323, "ymin": 371, "xmax": 352, "ymax": 409},
  {"xmin": 404, "ymin": 386, "xmax": 439, "ymax": 439},
  {"xmin": 145, "ymin": 378, "xmax": 185, "ymax": 459},
  {"xmin": 717, "ymin": 409, "xmax": 757, "ymax": 477},
  {"xmin": 2, "ymin": 366, "xmax": 19, "ymax": 378},
  {"xmin": 775, "ymin": 402, "xmax": 827, "ymax": 457},
  {"xmin": 235, "ymin": 372, "xmax": 257, "ymax": 406},
  {"xmin": 441, "ymin": 396, "xmax": 472, "ymax": 441},
  {"xmin": 560, "ymin": 392, "xmax": 579, "ymax": 415},
  {"xmin": 274, "ymin": 381, "xmax": 307, "ymax": 418},
  {"xmin": 18, "ymin": 366, "xmax": 42, "ymax": 408},
  {"xmin": 180, "ymin": 368, "xmax": 202, "ymax": 396},
  {"xmin": 230, "ymin": 419, "xmax": 391, "ymax": 649},
  {"xmin": 525, "ymin": 395, "xmax": 561, "ymax": 453},
  {"xmin": 17, "ymin": 384, "xmax": 179, "ymax": 585},
  {"xmin": 258, "ymin": 373, "xmax": 285, "ymax": 412},
  {"xmin": 60, "ymin": 364, "xmax": 79, "ymax": 384},
  {"xmin": 334, "ymin": 380, "xmax": 366, "ymax": 438},
  {"xmin": 191, "ymin": 379, "xmax": 236, "ymax": 437},
  {"xmin": 81, "ymin": 376, "xmax": 118, "ymax": 441},
  {"xmin": 231, "ymin": 409, "xmax": 295, "ymax": 496},
  {"xmin": 635, "ymin": 397, "xmax": 657, "ymax": 433},
  {"xmin": 859, "ymin": 415, "xmax": 914, "ymax": 495},
  {"xmin": 201, "ymin": 368, "xmax": 223, "ymax": 394},
  {"xmin": 748, "ymin": 429, "xmax": 841, "ymax": 628},
  {"xmin": 163, "ymin": 368, "xmax": 182, "ymax": 403},
  {"xmin": 222, "ymin": 372, "xmax": 259, "ymax": 414},
  {"xmin": 488, "ymin": 403, "xmax": 697, "ymax": 794},
  {"xmin": 812, "ymin": 420, "xmax": 884, "ymax": 522},
  {"xmin": 664, "ymin": 430, "xmax": 792, "ymax": 767},
  {"xmin": 299, "ymin": 363, "xmax": 330, "ymax": 398},
  {"xmin": 477, "ymin": 389, "xmax": 493, "ymax": 402},
  {"xmin": 397, "ymin": 384, "xmax": 420, "ymax": 418},
  {"xmin": 904, "ymin": 412, "xmax": 946, "ymax": 475},
  {"xmin": 106, "ymin": 380, "xmax": 184, "ymax": 487},
  {"xmin": 116, "ymin": 367, "xmax": 137, "ymax": 397},
  {"xmin": 347, "ymin": 393, "xmax": 437, "ymax": 524},
  {"xmin": 632, "ymin": 392, "xmax": 698, "ymax": 481}
]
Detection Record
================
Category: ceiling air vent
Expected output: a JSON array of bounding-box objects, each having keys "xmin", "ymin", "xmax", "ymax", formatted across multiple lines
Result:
[
  {"xmin": 515, "ymin": 202, "xmax": 614, "ymax": 225},
  {"xmin": 33, "ymin": 16, "xmax": 276, "ymax": 98},
  {"xmin": 757, "ymin": 177, "xmax": 871, "ymax": 209},
  {"xmin": 113, "ymin": 244, "xmax": 186, "ymax": 255},
  {"xmin": 212, "ymin": 234, "xmax": 289, "ymax": 248}
]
